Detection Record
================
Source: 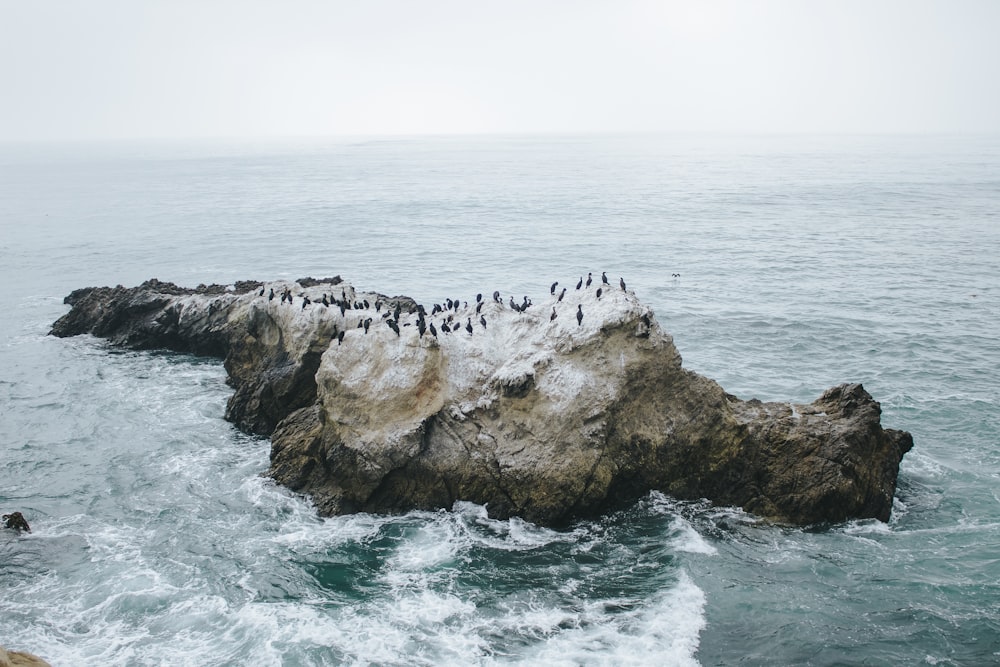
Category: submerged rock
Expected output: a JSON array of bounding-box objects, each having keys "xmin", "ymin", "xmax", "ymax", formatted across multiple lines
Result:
[
  {"xmin": 2, "ymin": 512, "xmax": 31, "ymax": 533},
  {"xmin": 50, "ymin": 277, "xmax": 912, "ymax": 526}
]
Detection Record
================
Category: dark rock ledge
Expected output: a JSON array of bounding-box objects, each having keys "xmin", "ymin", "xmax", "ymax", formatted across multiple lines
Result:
[{"xmin": 50, "ymin": 277, "xmax": 912, "ymax": 527}]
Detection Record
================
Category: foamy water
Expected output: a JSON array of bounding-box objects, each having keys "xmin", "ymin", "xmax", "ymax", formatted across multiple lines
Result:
[{"xmin": 2, "ymin": 134, "xmax": 999, "ymax": 664}]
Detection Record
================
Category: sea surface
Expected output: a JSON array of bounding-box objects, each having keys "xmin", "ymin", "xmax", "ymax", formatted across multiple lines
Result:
[{"xmin": 1, "ymin": 134, "xmax": 999, "ymax": 665}]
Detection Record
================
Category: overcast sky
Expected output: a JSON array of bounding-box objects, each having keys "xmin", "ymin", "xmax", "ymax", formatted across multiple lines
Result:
[{"xmin": 2, "ymin": 0, "xmax": 998, "ymax": 141}]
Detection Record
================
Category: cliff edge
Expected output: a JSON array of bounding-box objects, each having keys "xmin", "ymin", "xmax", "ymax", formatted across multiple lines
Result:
[{"xmin": 50, "ymin": 277, "xmax": 912, "ymax": 526}]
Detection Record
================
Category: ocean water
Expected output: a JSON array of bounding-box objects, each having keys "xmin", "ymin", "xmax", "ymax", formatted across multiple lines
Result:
[{"xmin": 1, "ymin": 134, "xmax": 999, "ymax": 665}]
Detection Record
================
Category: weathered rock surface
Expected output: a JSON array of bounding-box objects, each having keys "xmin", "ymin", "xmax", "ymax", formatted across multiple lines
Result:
[
  {"xmin": 50, "ymin": 277, "xmax": 913, "ymax": 526},
  {"xmin": 0, "ymin": 646, "xmax": 52, "ymax": 667}
]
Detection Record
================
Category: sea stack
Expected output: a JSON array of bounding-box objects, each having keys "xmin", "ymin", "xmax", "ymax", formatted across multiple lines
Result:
[{"xmin": 49, "ymin": 276, "xmax": 913, "ymax": 527}]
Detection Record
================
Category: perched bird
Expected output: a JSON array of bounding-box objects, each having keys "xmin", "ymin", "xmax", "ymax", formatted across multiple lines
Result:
[
  {"xmin": 596, "ymin": 288, "xmax": 602, "ymax": 300},
  {"xmin": 576, "ymin": 277, "xmax": 583, "ymax": 290},
  {"xmin": 558, "ymin": 288, "xmax": 566, "ymax": 302},
  {"xmin": 586, "ymin": 272, "xmax": 592, "ymax": 288},
  {"xmin": 301, "ymin": 296, "xmax": 311, "ymax": 309},
  {"xmin": 602, "ymin": 271, "xmax": 609, "ymax": 284},
  {"xmin": 269, "ymin": 288, "xmax": 275, "ymax": 301},
  {"xmin": 521, "ymin": 296, "xmax": 531, "ymax": 311},
  {"xmin": 376, "ymin": 301, "xmax": 383, "ymax": 313},
  {"xmin": 387, "ymin": 319, "xmax": 400, "ymax": 336},
  {"xmin": 476, "ymin": 301, "xmax": 484, "ymax": 314},
  {"xmin": 550, "ymin": 281, "xmax": 558, "ymax": 295},
  {"xmin": 465, "ymin": 318, "xmax": 473, "ymax": 335},
  {"xmin": 476, "ymin": 293, "xmax": 483, "ymax": 303},
  {"xmin": 550, "ymin": 307, "xmax": 557, "ymax": 321},
  {"xmin": 509, "ymin": 296, "xmax": 518, "ymax": 311},
  {"xmin": 364, "ymin": 299, "xmax": 370, "ymax": 309},
  {"xmin": 493, "ymin": 290, "xmax": 501, "ymax": 303},
  {"xmin": 576, "ymin": 304, "xmax": 583, "ymax": 326},
  {"xmin": 441, "ymin": 321, "xmax": 451, "ymax": 333},
  {"xmin": 429, "ymin": 322, "xmax": 438, "ymax": 338},
  {"xmin": 479, "ymin": 315, "xmax": 487, "ymax": 329},
  {"xmin": 363, "ymin": 318, "xmax": 372, "ymax": 334},
  {"xmin": 337, "ymin": 330, "xmax": 345, "ymax": 345},
  {"xmin": 620, "ymin": 277, "xmax": 626, "ymax": 291},
  {"xmin": 259, "ymin": 286, "xmax": 265, "ymax": 297}
]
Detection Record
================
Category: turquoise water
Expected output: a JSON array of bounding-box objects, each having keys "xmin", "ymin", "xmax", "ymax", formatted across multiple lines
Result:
[{"xmin": 1, "ymin": 134, "xmax": 999, "ymax": 665}]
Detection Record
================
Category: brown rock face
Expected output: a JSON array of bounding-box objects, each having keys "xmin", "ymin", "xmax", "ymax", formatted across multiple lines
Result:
[{"xmin": 50, "ymin": 278, "xmax": 912, "ymax": 526}]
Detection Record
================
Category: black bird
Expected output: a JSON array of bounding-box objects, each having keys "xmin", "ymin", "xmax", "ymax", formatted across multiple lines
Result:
[
  {"xmin": 493, "ymin": 290, "xmax": 501, "ymax": 303},
  {"xmin": 465, "ymin": 318, "xmax": 473, "ymax": 335},
  {"xmin": 586, "ymin": 272, "xmax": 592, "ymax": 288},
  {"xmin": 429, "ymin": 322, "xmax": 438, "ymax": 338},
  {"xmin": 341, "ymin": 288, "xmax": 346, "ymax": 301},
  {"xmin": 321, "ymin": 294, "xmax": 330, "ymax": 307},
  {"xmin": 302, "ymin": 296, "xmax": 311, "ymax": 309},
  {"xmin": 576, "ymin": 277, "xmax": 583, "ymax": 290},
  {"xmin": 476, "ymin": 293, "xmax": 483, "ymax": 303},
  {"xmin": 364, "ymin": 299, "xmax": 370, "ymax": 309},
  {"xmin": 509, "ymin": 296, "xmax": 518, "ymax": 311},
  {"xmin": 337, "ymin": 330, "xmax": 345, "ymax": 345},
  {"xmin": 339, "ymin": 303, "xmax": 347, "ymax": 316},
  {"xmin": 476, "ymin": 301, "xmax": 484, "ymax": 314},
  {"xmin": 376, "ymin": 301, "xmax": 383, "ymax": 313},
  {"xmin": 364, "ymin": 318, "xmax": 372, "ymax": 334},
  {"xmin": 550, "ymin": 307, "xmax": 557, "ymax": 321},
  {"xmin": 357, "ymin": 319, "xmax": 364, "ymax": 328},
  {"xmin": 269, "ymin": 288, "xmax": 275, "ymax": 301},
  {"xmin": 387, "ymin": 319, "xmax": 400, "ymax": 336},
  {"xmin": 620, "ymin": 277, "xmax": 626, "ymax": 291},
  {"xmin": 576, "ymin": 304, "xmax": 583, "ymax": 326},
  {"xmin": 602, "ymin": 272, "xmax": 609, "ymax": 285},
  {"xmin": 521, "ymin": 296, "xmax": 530, "ymax": 311},
  {"xmin": 441, "ymin": 321, "xmax": 451, "ymax": 333},
  {"xmin": 453, "ymin": 299, "xmax": 460, "ymax": 312},
  {"xmin": 417, "ymin": 319, "xmax": 426, "ymax": 338},
  {"xmin": 550, "ymin": 281, "xmax": 558, "ymax": 295},
  {"xmin": 447, "ymin": 298, "xmax": 454, "ymax": 310},
  {"xmin": 394, "ymin": 305, "xmax": 402, "ymax": 321},
  {"xmin": 596, "ymin": 288, "xmax": 602, "ymax": 299},
  {"xmin": 479, "ymin": 315, "xmax": 487, "ymax": 329},
  {"xmin": 558, "ymin": 288, "xmax": 566, "ymax": 302},
  {"xmin": 259, "ymin": 286, "xmax": 265, "ymax": 297}
]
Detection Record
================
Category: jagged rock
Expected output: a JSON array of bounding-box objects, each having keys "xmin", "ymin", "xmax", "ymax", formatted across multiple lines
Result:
[
  {"xmin": 0, "ymin": 646, "xmax": 51, "ymax": 667},
  {"xmin": 50, "ymin": 277, "xmax": 912, "ymax": 526},
  {"xmin": 2, "ymin": 512, "xmax": 31, "ymax": 533}
]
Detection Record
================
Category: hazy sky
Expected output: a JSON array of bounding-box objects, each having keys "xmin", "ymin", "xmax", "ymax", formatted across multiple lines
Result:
[{"xmin": 2, "ymin": 0, "xmax": 998, "ymax": 141}]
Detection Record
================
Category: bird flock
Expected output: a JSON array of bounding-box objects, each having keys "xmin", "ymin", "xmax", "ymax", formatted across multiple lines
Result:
[{"xmin": 256, "ymin": 270, "xmax": 645, "ymax": 348}]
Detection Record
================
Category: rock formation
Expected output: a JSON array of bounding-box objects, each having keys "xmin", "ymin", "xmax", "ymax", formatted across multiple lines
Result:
[
  {"xmin": 0, "ymin": 646, "xmax": 52, "ymax": 667},
  {"xmin": 2, "ymin": 512, "xmax": 31, "ymax": 533},
  {"xmin": 50, "ymin": 277, "xmax": 913, "ymax": 526}
]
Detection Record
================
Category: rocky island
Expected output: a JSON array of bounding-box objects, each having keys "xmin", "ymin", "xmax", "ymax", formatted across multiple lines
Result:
[{"xmin": 50, "ymin": 276, "xmax": 912, "ymax": 526}]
